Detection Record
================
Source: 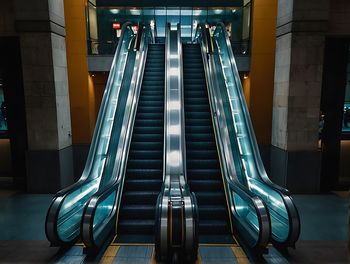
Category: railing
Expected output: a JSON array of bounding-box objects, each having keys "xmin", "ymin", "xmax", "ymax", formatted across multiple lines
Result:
[
  {"xmin": 194, "ymin": 23, "xmax": 270, "ymax": 251},
  {"xmin": 155, "ymin": 23, "xmax": 198, "ymax": 262},
  {"xmin": 212, "ymin": 22, "xmax": 300, "ymax": 247},
  {"xmin": 231, "ymin": 40, "xmax": 250, "ymax": 56},
  {"xmin": 45, "ymin": 23, "xmax": 135, "ymax": 246},
  {"xmin": 88, "ymin": 39, "xmax": 119, "ymax": 55},
  {"xmin": 81, "ymin": 24, "xmax": 153, "ymax": 249}
]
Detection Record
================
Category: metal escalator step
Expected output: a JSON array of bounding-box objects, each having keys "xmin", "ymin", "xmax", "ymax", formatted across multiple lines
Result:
[
  {"xmin": 134, "ymin": 119, "xmax": 163, "ymax": 127},
  {"xmin": 126, "ymin": 168, "xmax": 163, "ymax": 178},
  {"xmin": 183, "ymin": 43, "xmax": 232, "ymax": 238},
  {"xmin": 118, "ymin": 45, "xmax": 165, "ymax": 239},
  {"xmin": 187, "ymin": 159, "xmax": 220, "ymax": 169},
  {"xmin": 185, "ymin": 133, "xmax": 215, "ymax": 142},
  {"xmin": 186, "ymin": 141, "xmax": 216, "ymax": 150},
  {"xmin": 188, "ymin": 179, "xmax": 223, "ymax": 192},
  {"xmin": 195, "ymin": 192, "xmax": 226, "ymax": 205},
  {"xmin": 118, "ymin": 219, "xmax": 155, "ymax": 235},
  {"xmin": 124, "ymin": 179, "xmax": 163, "ymax": 192},
  {"xmin": 199, "ymin": 220, "xmax": 231, "ymax": 235},
  {"xmin": 198, "ymin": 205, "xmax": 228, "ymax": 220},
  {"xmin": 127, "ymin": 159, "xmax": 163, "ymax": 169},
  {"xmin": 186, "ymin": 149, "xmax": 218, "ymax": 159},
  {"xmin": 123, "ymin": 191, "xmax": 159, "ymax": 204},
  {"xmin": 185, "ymin": 125, "xmax": 212, "ymax": 134},
  {"xmin": 119, "ymin": 205, "xmax": 156, "ymax": 220},
  {"xmin": 128, "ymin": 150, "xmax": 163, "ymax": 160},
  {"xmin": 132, "ymin": 126, "xmax": 163, "ymax": 134},
  {"xmin": 131, "ymin": 133, "xmax": 163, "ymax": 142}
]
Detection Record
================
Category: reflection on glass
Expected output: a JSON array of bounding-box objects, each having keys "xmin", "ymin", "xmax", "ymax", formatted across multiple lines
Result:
[
  {"xmin": 87, "ymin": 6, "xmax": 249, "ymax": 53},
  {"xmin": 0, "ymin": 86, "xmax": 8, "ymax": 132},
  {"xmin": 343, "ymin": 103, "xmax": 350, "ymax": 133},
  {"xmin": 214, "ymin": 24, "xmax": 290, "ymax": 243}
]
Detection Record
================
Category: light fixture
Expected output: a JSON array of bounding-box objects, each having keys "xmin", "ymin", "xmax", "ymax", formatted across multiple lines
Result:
[
  {"xmin": 110, "ymin": 9, "xmax": 119, "ymax": 14},
  {"xmin": 232, "ymin": 9, "xmax": 236, "ymax": 13},
  {"xmin": 243, "ymin": 73, "xmax": 248, "ymax": 79}
]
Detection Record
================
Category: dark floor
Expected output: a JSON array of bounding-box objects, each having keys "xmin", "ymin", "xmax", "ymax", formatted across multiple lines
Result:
[{"xmin": 0, "ymin": 191, "xmax": 348, "ymax": 263}]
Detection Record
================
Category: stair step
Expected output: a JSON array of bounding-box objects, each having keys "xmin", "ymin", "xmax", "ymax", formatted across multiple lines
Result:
[
  {"xmin": 118, "ymin": 45, "xmax": 164, "ymax": 239},
  {"xmin": 188, "ymin": 179, "xmax": 223, "ymax": 192},
  {"xmin": 127, "ymin": 159, "xmax": 162, "ymax": 169},
  {"xmin": 199, "ymin": 220, "xmax": 231, "ymax": 235},
  {"xmin": 123, "ymin": 191, "xmax": 159, "ymax": 204},
  {"xmin": 124, "ymin": 179, "xmax": 162, "ymax": 191},
  {"xmin": 126, "ymin": 168, "xmax": 163, "ymax": 178},
  {"xmin": 183, "ymin": 44, "xmax": 231, "ymax": 238},
  {"xmin": 118, "ymin": 219, "xmax": 155, "ymax": 235},
  {"xmin": 119, "ymin": 205, "xmax": 156, "ymax": 220},
  {"xmin": 128, "ymin": 150, "xmax": 163, "ymax": 160}
]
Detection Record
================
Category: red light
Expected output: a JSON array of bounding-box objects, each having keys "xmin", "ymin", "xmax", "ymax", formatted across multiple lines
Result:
[
  {"xmin": 112, "ymin": 22, "xmax": 121, "ymax": 29},
  {"xmin": 132, "ymin": 25, "xmax": 139, "ymax": 32}
]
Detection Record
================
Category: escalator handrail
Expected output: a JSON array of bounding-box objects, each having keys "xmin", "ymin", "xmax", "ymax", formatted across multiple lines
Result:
[
  {"xmin": 213, "ymin": 22, "xmax": 300, "ymax": 246},
  {"xmin": 214, "ymin": 22, "xmax": 288, "ymax": 193},
  {"xmin": 155, "ymin": 23, "xmax": 198, "ymax": 261},
  {"xmin": 81, "ymin": 24, "xmax": 153, "ymax": 249},
  {"xmin": 194, "ymin": 23, "xmax": 270, "ymax": 250},
  {"xmin": 45, "ymin": 22, "xmax": 135, "ymax": 246}
]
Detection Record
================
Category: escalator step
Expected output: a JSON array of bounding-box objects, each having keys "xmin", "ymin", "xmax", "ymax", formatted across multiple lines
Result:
[
  {"xmin": 126, "ymin": 168, "xmax": 163, "ymax": 178},
  {"xmin": 183, "ymin": 44, "xmax": 231, "ymax": 239},
  {"xmin": 187, "ymin": 169, "xmax": 221, "ymax": 179},
  {"xmin": 118, "ymin": 220, "xmax": 155, "ymax": 235},
  {"xmin": 195, "ymin": 192, "xmax": 226, "ymax": 205},
  {"xmin": 128, "ymin": 150, "xmax": 163, "ymax": 160},
  {"xmin": 130, "ymin": 142, "xmax": 163, "ymax": 150},
  {"xmin": 186, "ymin": 141, "xmax": 217, "ymax": 150},
  {"xmin": 199, "ymin": 220, "xmax": 230, "ymax": 235},
  {"xmin": 132, "ymin": 126, "xmax": 163, "ymax": 134},
  {"xmin": 123, "ymin": 191, "xmax": 159, "ymax": 204},
  {"xmin": 131, "ymin": 133, "xmax": 162, "ymax": 142},
  {"xmin": 188, "ymin": 179, "xmax": 223, "ymax": 192},
  {"xmin": 119, "ymin": 205, "xmax": 156, "ymax": 220},
  {"xmin": 118, "ymin": 44, "xmax": 165, "ymax": 240},
  {"xmin": 127, "ymin": 159, "xmax": 162, "ymax": 169},
  {"xmin": 186, "ymin": 149, "xmax": 218, "ymax": 159},
  {"xmin": 124, "ymin": 179, "xmax": 162, "ymax": 191},
  {"xmin": 198, "ymin": 205, "xmax": 228, "ymax": 220}
]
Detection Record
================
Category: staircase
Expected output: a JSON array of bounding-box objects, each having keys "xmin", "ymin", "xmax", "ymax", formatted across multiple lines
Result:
[
  {"xmin": 117, "ymin": 44, "xmax": 165, "ymax": 243},
  {"xmin": 183, "ymin": 43, "xmax": 233, "ymax": 244}
]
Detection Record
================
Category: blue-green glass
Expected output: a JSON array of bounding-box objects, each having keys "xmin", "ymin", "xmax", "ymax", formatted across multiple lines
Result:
[
  {"xmin": 0, "ymin": 89, "xmax": 8, "ymax": 132},
  {"xmin": 88, "ymin": 26, "xmax": 154, "ymax": 242},
  {"xmin": 56, "ymin": 26, "xmax": 135, "ymax": 243},
  {"xmin": 213, "ymin": 24, "xmax": 290, "ymax": 242},
  {"xmin": 194, "ymin": 27, "xmax": 263, "ymax": 248}
]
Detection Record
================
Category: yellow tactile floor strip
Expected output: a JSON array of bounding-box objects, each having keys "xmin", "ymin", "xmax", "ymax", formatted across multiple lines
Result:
[
  {"xmin": 231, "ymin": 246, "xmax": 250, "ymax": 264},
  {"xmin": 100, "ymin": 245, "xmax": 120, "ymax": 264},
  {"xmin": 149, "ymin": 247, "xmax": 157, "ymax": 264},
  {"xmin": 98, "ymin": 243, "xmax": 249, "ymax": 264}
]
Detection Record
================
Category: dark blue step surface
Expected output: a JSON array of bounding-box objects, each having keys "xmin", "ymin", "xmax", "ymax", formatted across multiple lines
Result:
[
  {"xmin": 183, "ymin": 43, "xmax": 233, "ymax": 244},
  {"xmin": 117, "ymin": 44, "xmax": 165, "ymax": 243}
]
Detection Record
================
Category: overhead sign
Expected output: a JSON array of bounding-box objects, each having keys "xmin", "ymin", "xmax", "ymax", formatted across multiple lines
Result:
[{"xmin": 112, "ymin": 22, "xmax": 121, "ymax": 29}]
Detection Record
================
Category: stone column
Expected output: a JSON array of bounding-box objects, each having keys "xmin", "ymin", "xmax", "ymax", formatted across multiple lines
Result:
[
  {"xmin": 14, "ymin": 0, "xmax": 73, "ymax": 192},
  {"xmin": 270, "ymin": 0, "xmax": 330, "ymax": 193}
]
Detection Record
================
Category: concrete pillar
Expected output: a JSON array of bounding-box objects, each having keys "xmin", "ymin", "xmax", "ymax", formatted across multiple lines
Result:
[
  {"xmin": 14, "ymin": 0, "xmax": 73, "ymax": 192},
  {"xmin": 270, "ymin": 0, "xmax": 330, "ymax": 193}
]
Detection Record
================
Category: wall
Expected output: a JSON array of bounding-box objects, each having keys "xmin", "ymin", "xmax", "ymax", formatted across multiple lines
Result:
[
  {"xmin": 249, "ymin": 0, "xmax": 277, "ymax": 145},
  {"xmin": 64, "ymin": 0, "xmax": 95, "ymax": 144}
]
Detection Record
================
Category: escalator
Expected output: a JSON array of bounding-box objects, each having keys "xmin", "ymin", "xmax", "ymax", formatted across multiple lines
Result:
[
  {"xmin": 210, "ymin": 23, "xmax": 300, "ymax": 248},
  {"xmin": 46, "ymin": 23, "xmax": 137, "ymax": 246},
  {"xmin": 117, "ymin": 44, "xmax": 165, "ymax": 242},
  {"xmin": 183, "ymin": 43, "xmax": 232, "ymax": 244}
]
